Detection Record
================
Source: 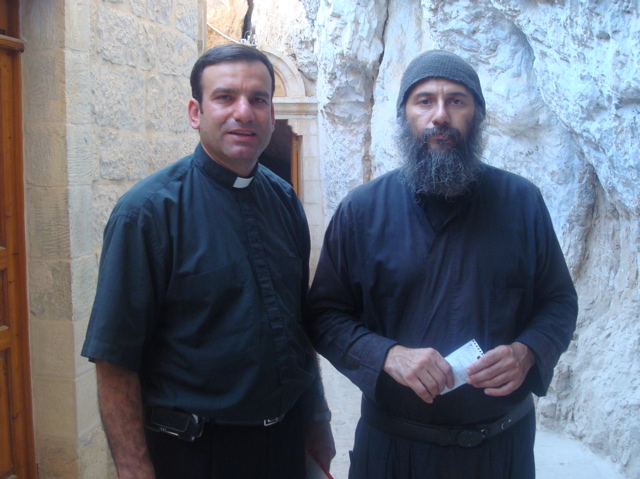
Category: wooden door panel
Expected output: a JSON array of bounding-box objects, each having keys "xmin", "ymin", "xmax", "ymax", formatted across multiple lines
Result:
[
  {"xmin": 0, "ymin": 267, "xmax": 7, "ymax": 328},
  {"xmin": 0, "ymin": 1, "xmax": 35, "ymax": 477},
  {"xmin": 0, "ymin": 351, "xmax": 14, "ymax": 476}
]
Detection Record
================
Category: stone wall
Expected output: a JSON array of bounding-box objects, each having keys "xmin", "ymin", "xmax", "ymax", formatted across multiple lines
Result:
[
  {"xmin": 22, "ymin": 1, "xmax": 203, "ymax": 476},
  {"xmin": 254, "ymin": 0, "xmax": 639, "ymax": 477}
]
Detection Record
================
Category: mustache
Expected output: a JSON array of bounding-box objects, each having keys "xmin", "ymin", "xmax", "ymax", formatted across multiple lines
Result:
[{"xmin": 420, "ymin": 125, "xmax": 463, "ymax": 144}]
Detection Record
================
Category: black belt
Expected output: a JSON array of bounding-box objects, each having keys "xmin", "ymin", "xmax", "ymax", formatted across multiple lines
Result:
[
  {"xmin": 146, "ymin": 406, "xmax": 286, "ymax": 439},
  {"xmin": 211, "ymin": 413, "xmax": 286, "ymax": 427},
  {"xmin": 361, "ymin": 395, "xmax": 534, "ymax": 448}
]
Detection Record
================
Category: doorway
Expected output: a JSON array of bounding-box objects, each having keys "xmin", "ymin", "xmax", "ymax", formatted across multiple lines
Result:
[{"xmin": 259, "ymin": 120, "xmax": 301, "ymax": 196}]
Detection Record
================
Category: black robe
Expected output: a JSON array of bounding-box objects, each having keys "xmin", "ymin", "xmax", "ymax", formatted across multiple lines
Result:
[{"xmin": 308, "ymin": 165, "xmax": 577, "ymax": 478}]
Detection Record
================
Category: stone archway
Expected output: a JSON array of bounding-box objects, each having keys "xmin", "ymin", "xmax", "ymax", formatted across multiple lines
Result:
[{"xmin": 261, "ymin": 47, "xmax": 324, "ymax": 273}]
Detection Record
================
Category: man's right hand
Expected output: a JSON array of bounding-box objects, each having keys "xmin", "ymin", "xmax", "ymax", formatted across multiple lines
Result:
[{"xmin": 383, "ymin": 345, "xmax": 454, "ymax": 404}]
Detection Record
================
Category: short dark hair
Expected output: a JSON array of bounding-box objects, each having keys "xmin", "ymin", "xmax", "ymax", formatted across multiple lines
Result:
[{"xmin": 190, "ymin": 43, "xmax": 276, "ymax": 107}]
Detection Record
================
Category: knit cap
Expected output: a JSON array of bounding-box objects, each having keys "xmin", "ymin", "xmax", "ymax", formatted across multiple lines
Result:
[{"xmin": 396, "ymin": 50, "xmax": 485, "ymax": 119}]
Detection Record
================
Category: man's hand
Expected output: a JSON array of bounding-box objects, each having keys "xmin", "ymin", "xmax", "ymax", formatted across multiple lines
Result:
[
  {"xmin": 466, "ymin": 342, "xmax": 535, "ymax": 396},
  {"xmin": 383, "ymin": 345, "xmax": 454, "ymax": 404},
  {"xmin": 306, "ymin": 418, "xmax": 336, "ymax": 472}
]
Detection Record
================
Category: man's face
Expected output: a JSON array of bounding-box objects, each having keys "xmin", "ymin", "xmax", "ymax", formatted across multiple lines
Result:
[
  {"xmin": 398, "ymin": 77, "xmax": 483, "ymax": 198},
  {"xmin": 188, "ymin": 61, "xmax": 275, "ymax": 176},
  {"xmin": 404, "ymin": 77, "xmax": 476, "ymax": 148}
]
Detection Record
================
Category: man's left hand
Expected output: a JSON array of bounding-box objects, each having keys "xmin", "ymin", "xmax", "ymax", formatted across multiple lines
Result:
[
  {"xmin": 306, "ymin": 419, "xmax": 336, "ymax": 472},
  {"xmin": 466, "ymin": 342, "xmax": 535, "ymax": 396}
]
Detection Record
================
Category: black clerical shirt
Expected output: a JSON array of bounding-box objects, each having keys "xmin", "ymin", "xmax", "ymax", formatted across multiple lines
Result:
[
  {"xmin": 82, "ymin": 143, "xmax": 316, "ymax": 423},
  {"xmin": 308, "ymin": 165, "xmax": 577, "ymax": 425}
]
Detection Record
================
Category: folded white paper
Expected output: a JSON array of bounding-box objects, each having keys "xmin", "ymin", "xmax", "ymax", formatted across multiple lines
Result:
[{"xmin": 441, "ymin": 339, "xmax": 484, "ymax": 394}]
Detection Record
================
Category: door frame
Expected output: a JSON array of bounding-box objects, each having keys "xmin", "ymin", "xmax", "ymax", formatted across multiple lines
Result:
[{"xmin": 0, "ymin": 1, "xmax": 37, "ymax": 476}]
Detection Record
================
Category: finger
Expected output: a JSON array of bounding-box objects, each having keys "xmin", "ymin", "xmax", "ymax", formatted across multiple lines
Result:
[
  {"xmin": 414, "ymin": 368, "xmax": 449, "ymax": 403},
  {"xmin": 394, "ymin": 370, "xmax": 435, "ymax": 403},
  {"xmin": 418, "ymin": 371, "xmax": 444, "ymax": 402},
  {"xmin": 468, "ymin": 348, "xmax": 518, "ymax": 382},
  {"xmin": 424, "ymin": 374, "xmax": 446, "ymax": 398},
  {"xmin": 467, "ymin": 360, "xmax": 503, "ymax": 385},
  {"xmin": 428, "ymin": 357, "xmax": 458, "ymax": 395},
  {"xmin": 467, "ymin": 351, "xmax": 501, "ymax": 375},
  {"xmin": 469, "ymin": 354, "xmax": 522, "ymax": 385},
  {"xmin": 436, "ymin": 357, "xmax": 455, "ymax": 389},
  {"xmin": 411, "ymin": 380, "xmax": 435, "ymax": 404},
  {"xmin": 471, "ymin": 369, "xmax": 513, "ymax": 389},
  {"xmin": 480, "ymin": 366, "xmax": 528, "ymax": 395},
  {"xmin": 427, "ymin": 362, "xmax": 451, "ymax": 392},
  {"xmin": 483, "ymin": 380, "xmax": 518, "ymax": 396},
  {"xmin": 467, "ymin": 356, "xmax": 487, "ymax": 375}
]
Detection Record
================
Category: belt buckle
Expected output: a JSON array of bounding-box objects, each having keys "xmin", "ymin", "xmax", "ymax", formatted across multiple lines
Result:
[
  {"xmin": 457, "ymin": 428, "xmax": 487, "ymax": 448},
  {"xmin": 264, "ymin": 416, "xmax": 281, "ymax": 427}
]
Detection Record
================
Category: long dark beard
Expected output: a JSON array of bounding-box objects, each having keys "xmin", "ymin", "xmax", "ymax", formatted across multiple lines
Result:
[{"xmin": 398, "ymin": 113, "xmax": 484, "ymax": 199}]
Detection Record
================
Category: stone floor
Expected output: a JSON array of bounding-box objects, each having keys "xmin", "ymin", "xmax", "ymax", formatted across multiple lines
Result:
[{"xmin": 320, "ymin": 358, "xmax": 624, "ymax": 479}]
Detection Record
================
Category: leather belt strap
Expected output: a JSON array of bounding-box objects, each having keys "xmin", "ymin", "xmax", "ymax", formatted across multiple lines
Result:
[
  {"xmin": 361, "ymin": 394, "xmax": 534, "ymax": 448},
  {"xmin": 212, "ymin": 413, "xmax": 286, "ymax": 427},
  {"xmin": 148, "ymin": 406, "xmax": 285, "ymax": 428}
]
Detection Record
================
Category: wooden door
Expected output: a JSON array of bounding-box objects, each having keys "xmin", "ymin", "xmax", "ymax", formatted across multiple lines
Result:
[
  {"xmin": 290, "ymin": 134, "xmax": 301, "ymax": 196},
  {"xmin": 0, "ymin": 1, "xmax": 36, "ymax": 477}
]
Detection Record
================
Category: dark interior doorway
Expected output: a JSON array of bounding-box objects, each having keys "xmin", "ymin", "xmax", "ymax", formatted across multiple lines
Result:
[{"xmin": 260, "ymin": 120, "xmax": 299, "ymax": 194}]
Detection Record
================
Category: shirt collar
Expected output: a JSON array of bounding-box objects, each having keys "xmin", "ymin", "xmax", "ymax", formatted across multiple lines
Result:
[{"xmin": 193, "ymin": 143, "xmax": 257, "ymax": 189}]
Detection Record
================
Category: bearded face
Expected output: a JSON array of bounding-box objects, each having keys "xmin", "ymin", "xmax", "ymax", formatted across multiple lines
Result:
[{"xmin": 398, "ymin": 110, "xmax": 484, "ymax": 199}]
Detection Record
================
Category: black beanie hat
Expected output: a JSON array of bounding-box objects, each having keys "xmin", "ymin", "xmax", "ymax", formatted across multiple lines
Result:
[{"xmin": 396, "ymin": 50, "xmax": 485, "ymax": 119}]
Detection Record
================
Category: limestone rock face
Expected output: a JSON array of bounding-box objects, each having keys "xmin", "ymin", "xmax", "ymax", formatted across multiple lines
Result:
[
  {"xmin": 206, "ymin": 0, "xmax": 248, "ymax": 46},
  {"xmin": 254, "ymin": 0, "xmax": 639, "ymax": 476},
  {"xmin": 252, "ymin": 0, "xmax": 318, "ymax": 93}
]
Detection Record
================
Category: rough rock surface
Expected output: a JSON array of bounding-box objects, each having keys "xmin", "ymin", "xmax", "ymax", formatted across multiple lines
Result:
[
  {"xmin": 206, "ymin": 0, "xmax": 248, "ymax": 46},
  {"xmin": 252, "ymin": 0, "xmax": 639, "ymax": 477}
]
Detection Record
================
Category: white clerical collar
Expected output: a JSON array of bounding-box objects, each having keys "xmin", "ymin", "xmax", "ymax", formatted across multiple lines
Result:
[{"xmin": 233, "ymin": 176, "xmax": 254, "ymax": 189}]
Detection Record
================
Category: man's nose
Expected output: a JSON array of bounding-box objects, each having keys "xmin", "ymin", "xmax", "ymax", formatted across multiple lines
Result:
[
  {"xmin": 431, "ymin": 101, "xmax": 450, "ymax": 126},
  {"xmin": 233, "ymin": 97, "xmax": 254, "ymax": 122}
]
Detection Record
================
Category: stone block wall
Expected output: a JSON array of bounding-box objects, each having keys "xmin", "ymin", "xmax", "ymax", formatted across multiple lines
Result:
[{"xmin": 21, "ymin": 0, "xmax": 204, "ymax": 476}]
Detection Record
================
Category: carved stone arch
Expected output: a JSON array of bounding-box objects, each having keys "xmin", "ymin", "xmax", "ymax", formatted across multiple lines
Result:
[{"xmin": 261, "ymin": 46, "xmax": 307, "ymax": 98}]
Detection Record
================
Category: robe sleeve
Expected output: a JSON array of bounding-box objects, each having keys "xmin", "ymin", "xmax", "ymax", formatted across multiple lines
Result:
[
  {"xmin": 306, "ymin": 204, "xmax": 398, "ymax": 400},
  {"xmin": 515, "ymin": 189, "xmax": 578, "ymax": 395}
]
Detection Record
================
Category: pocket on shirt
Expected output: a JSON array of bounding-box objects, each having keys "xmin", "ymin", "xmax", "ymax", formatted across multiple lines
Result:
[
  {"xmin": 167, "ymin": 261, "xmax": 255, "ymax": 336},
  {"xmin": 488, "ymin": 287, "xmax": 524, "ymax": 345}
]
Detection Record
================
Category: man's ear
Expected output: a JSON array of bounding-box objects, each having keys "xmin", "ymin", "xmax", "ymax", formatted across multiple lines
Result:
[{"xmin": 188, "ymin": 98, "xmax": 201, "ymax": 130}]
